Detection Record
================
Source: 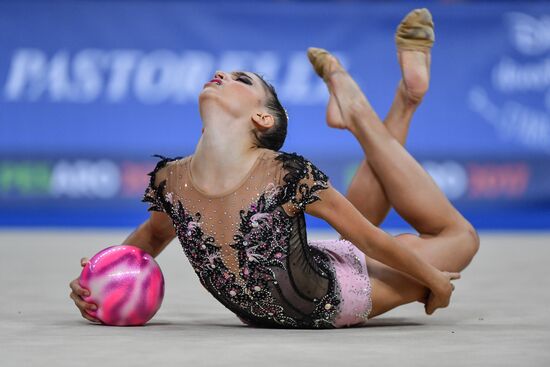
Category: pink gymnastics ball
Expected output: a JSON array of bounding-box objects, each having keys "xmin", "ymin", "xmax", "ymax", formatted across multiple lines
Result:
[{"xmin": 79, "ymin": 245, "xmax": 165, "ymax": 326}]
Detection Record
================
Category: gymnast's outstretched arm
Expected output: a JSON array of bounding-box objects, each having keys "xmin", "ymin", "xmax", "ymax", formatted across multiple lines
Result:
[{"xmin": 304, "ymin": 184, "xmax": 459, "ymax": 315}]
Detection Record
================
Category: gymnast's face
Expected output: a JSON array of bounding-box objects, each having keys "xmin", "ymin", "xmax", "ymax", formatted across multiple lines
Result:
[{"xmin": 199, "ymin": 70, "xmax": 272, "ymax": 126}]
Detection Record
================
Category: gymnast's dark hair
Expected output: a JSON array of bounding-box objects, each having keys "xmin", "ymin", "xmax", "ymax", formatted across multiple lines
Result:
[{"xmin": 252, "ymin": 73, "xmax": 288, "ymax": 151}]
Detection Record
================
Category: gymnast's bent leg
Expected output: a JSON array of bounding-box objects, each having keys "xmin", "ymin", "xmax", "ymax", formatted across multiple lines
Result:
[{"xmin": 308, "ymin": 13, "xmax": 479, "ymax": 318}]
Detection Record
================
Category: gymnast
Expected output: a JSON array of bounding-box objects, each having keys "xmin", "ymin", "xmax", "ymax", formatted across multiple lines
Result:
[{"xmin": 69, "ymin": 8, "xmax": 479, "ymax": 328}]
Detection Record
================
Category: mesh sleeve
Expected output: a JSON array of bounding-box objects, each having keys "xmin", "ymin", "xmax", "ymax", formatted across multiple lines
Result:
[
  {"xmin": 276, "ymin": 152, "xmax": 330, "ymax": 214},
  {"xmin": 141, "ymin": 155, "xmax": 173, "ymax": 213}
]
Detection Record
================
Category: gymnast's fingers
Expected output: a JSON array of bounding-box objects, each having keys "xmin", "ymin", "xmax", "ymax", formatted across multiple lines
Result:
[
  {"xmin": 447, "ymin": 272, "xmax": 461, "ymax": 280},
  {"xmin": 69, "ymin": 277, "xmax": 89, "ymax": 298},
  {"xmin": 79, "ymin": 308, "xmax": 101, "ymax": 323},
  {"xmin": 70, "ymin": 291, "xmax": 97, "ymax": 312}
]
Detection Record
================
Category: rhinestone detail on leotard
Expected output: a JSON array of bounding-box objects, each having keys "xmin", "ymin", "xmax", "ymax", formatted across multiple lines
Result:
[{"xmin": 142, "ymin": 151, "xmax": 344, "ymax": 328}]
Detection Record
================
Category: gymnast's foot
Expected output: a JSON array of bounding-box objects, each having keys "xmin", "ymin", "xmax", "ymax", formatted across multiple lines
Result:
[
  {"xmin": 395, "ymin": 8, "xmax": 434, "ymax": 105},
  {"xmin": 307, "ymin": 47, "xmax": 346, "ymax": 82},
  {"xmin": 307, "ymin": 47, "xmax": 361, "ymax": 130}
]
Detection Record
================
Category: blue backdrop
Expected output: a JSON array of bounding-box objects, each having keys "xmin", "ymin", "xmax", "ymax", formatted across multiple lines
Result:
[{"xmin": 1, "ymin": 1, "xmax": 549, "ymax": 229}]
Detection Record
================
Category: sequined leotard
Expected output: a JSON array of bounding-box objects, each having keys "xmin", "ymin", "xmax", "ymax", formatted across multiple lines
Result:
[{"xmin": 142, "ymin": 148, "xmax": 372, "ymax": 328}]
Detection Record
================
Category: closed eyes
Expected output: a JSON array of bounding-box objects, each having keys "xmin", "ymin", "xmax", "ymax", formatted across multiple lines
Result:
[{"xmin": 234, "ymin": 72, "xmax": 253, "ymax": 85}]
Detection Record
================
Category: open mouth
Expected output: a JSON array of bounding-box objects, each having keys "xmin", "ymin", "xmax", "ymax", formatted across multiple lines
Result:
[{"xmin": 209, "ymin": 78, "xmax": 222, "ymax": 85}]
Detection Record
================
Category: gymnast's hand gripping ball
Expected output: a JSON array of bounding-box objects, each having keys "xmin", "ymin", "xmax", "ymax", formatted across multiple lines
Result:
[{"xmin": 79, "ymin": 245, "xmax": 165, "ymax": 326}]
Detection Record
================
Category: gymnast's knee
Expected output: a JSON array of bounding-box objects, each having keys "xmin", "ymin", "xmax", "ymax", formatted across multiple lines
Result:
[
  {"xmin": 467, "ymin": 224, "xmax": 480, "ymax": 260},
  {"xmin": 454, "ymin": 221, "xmax": 480, "ymax": 262}
]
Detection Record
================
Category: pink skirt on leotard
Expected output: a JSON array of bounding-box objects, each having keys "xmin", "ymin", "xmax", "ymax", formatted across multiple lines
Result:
[
  {"xmin": 309, "ymin": 239, "xmax": 372, "ymax": 328},
  {"xmin": 237, "ymin": 239, "xmax": 373, "ymax": 328}
]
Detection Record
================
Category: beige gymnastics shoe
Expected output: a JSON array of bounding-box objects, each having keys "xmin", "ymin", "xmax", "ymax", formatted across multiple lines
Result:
[
  {"xmin": 307, "ymin": 47, "xmax": 345, "ymax": 82},
  {"xmin": 395, "ymin": 8, "xmax": 435, "ymax": 53}
]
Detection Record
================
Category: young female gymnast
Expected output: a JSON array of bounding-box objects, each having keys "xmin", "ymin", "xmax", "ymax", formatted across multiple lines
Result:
[{"xmin": 69, "ymin": 8, "xmax": 479, "ymax": 328}]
